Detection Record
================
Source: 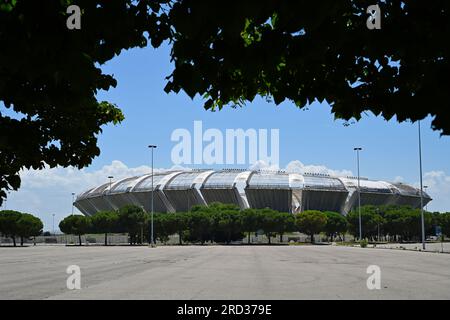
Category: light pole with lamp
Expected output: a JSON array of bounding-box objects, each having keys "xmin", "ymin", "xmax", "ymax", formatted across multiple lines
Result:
[
  {"xmin": 354, "ymin": 147, "xmax": 363, "ymax": 241},
  {"xmin": 52, "ymin": 213, "xmax": 55, "ymax": 236},
  {"xmin": 71, "ymin": 192, "xmax": 75, "ymax": 215},
  {"xmin": 418, "ymin": 121, "xmax": 426, "ymax": 250},
  {"xmin": 148, "ymin": 145, "xmax": 157, "ymax": 247}
]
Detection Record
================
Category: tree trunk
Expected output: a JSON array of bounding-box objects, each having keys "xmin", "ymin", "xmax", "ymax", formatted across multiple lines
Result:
[
  {"xmin": 104, "ymin": 233, "xmax": 108, "ymax": 246},
  {"xmin": 248, "ymin": 232, "xmax": 251, "ymax": 244},
  {"xmin": 20, "ymin": 236, "xmax": 24, "ymax": 246},
  {"xmin": 179, "ymin": 231, "xmax": 182, "ymax": 245},
  {"xmin": 268, "ymin": 235, "xmax": 271, "ymax": 244},
  {"xmin": 78, "ymin": 234, "xmax": 82, "ymax": 246},
  {"xmin": 311, "ymin": 234, "xmax": 314, "ymax": 244},
  {"xmin": 12, "ymin": 236, "xmax": 16, "ymax": 247}
]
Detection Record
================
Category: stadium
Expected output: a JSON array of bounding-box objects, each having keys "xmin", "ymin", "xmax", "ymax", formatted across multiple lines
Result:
[{"xmin": 74, "ymin": 169, "xmax": 432, "ymax": 216}]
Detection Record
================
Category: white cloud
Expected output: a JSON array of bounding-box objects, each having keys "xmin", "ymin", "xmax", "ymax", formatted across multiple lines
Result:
[
  {"xmin": 3, "ymin": 161, "xmax": 188, "ymax": 232},
  {"xmin": 3, "ymin": 160, "xmax": 449, "ymax": 231},
  {"xmin": 248, "ymin": 160, "xmax": 280, "ymax": 171},
  {"xmin": 248, "ymin": 159, "xmax": 353, "ymax": 177},
  {"xmin": 284, "ymin": 160, "xmax": 353, "ymax": 177},
  {"xmin": 421, "ymin": 171, "xmax": 450, "ymax": 213}
]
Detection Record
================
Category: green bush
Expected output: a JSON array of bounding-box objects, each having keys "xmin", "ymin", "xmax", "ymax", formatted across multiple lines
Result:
[{"xmin": 360, "ymin": 239, "xmax": 368, "ymax": 248}]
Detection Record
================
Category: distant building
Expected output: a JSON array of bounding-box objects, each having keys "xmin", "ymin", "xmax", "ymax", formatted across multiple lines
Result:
[{"xmin": 74, "ymin": 169, "xmax": 431, "ymax": 216}]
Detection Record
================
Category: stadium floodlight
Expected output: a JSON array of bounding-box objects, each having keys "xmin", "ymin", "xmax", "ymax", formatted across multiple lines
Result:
[
  {"xmin": 52, "ymin": 213, "xmax": 55, "ymax": 236},
  {"xmin": 418, "ymin": 121, "xmax": 426, "ymax": 250},
  {"xmin": 148, "ymin": 145, "xmax": 157, "ymax": 247},
  {"xmin": 108, "ymin": 176, "xmax": 114, "ymax": 192},
  {"xmin": 353, "ymin": 147, "xmax": 363, "ymax": 241}
]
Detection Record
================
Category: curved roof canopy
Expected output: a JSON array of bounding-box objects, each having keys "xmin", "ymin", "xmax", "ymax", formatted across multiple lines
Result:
[{"xmin": 74, "ymin": 169, "xmax": 432, "ymax": 216}]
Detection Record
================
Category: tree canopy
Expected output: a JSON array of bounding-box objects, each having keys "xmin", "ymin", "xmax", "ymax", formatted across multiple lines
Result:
[
  {"xmin": 1, "ymin": 0, "xmax": 449, "ymax": 204},
  {"xmin": 90, "ymin": 211, "xmax": 119, "ymax": 245},
  {"xmin": 59, "ymin": 214, "xmax": 90, "ymax": 245},
  {"xmin": 295, "ymin": 210, "xmax": 328, "ymax": 243},
  {"xmin": 0, "ymin": 210, "xmax": 43, "ymax": 246},
  {"xmin": 0, "ymin": 0, "xmax": 168, "ymax": 204},
  {"xmin": 323, "ymin": 211, "xmax": 348, "ymax": 240},
  {"xmin": 16, "ymin": 213, "xmax": 43, "ymax": 245},
  {"xmin": 0, "ymin": 210, "xmax": 22, "ymax": 246},
  {"xmin": 162, "ymin": 0, "xmax": 450, "ymax": 135},
  {"xmin": 118, "ymin": 205, "xmax": 148, "ymax": 245}
]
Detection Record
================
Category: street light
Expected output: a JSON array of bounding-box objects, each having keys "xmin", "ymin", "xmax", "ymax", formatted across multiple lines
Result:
[
  {"xmin": 354, "ymin": 147, "xmax": 363, "ymax": 241},
  {"xmin": 71, "ymin": 192, "xmax": 75, "ymax": 215},
  {"xmin": 418, "ymin": 121, "xmax": 426, "ymax": 250},
  {"xmin": 148, "ymin": 145, "xmax": 157, "ymax": 247},
  {"xmin": 52, "ymin": 213, "xmax": 55, "ymax": 236}
]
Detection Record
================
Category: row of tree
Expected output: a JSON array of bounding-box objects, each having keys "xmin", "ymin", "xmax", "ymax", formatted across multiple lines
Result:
[
  {"xmin": 346, "ymin": 205, "xmax": 448, "ymax": 242},
  {"xmin": 0, "ymin": 210, "xmax": 44, "ymax": 246},
  {"xmin": 57, "ymin": 203, "xmax": 345, "ymax": 245},
  {"xmin": 58, "ymin": 203, "xmax": 450, "ymax": 246}
]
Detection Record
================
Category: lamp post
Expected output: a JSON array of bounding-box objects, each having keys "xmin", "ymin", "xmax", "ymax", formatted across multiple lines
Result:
[
  {"xmin": 354, "ymin": 147, "xmax": 363, "ymax": 241},
  {"xmin": 418, "ymin": 121, "xmax": 426, "ymax": 250},
  {"xmin": 148, "ymin": 145, "xmax": 157, "ymax": 247},
  {"xmin": 52, "ymin": 213, "xmax": 55, "ymax": 236},
  {"xmin": 375, "ymin": 208, "xmax": 380, "ymax": 242},
  {"xmin": 71, "ymin": 192, "xmax": 75, "ymax": 215}
]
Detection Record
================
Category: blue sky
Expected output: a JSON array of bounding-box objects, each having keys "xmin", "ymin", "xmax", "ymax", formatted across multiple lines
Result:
[
  {"xmin": 94, "ymin": 43, "xmax": 449, "ymax": 183},
  {"xmin": 4, "ymin": 42, "xmax": 450, "ymax": 230}
]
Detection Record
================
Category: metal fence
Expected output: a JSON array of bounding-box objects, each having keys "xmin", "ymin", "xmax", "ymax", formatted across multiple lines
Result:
[{"xmin": 0, "ymin": 233, "xmax": 316, "ymax": 246}]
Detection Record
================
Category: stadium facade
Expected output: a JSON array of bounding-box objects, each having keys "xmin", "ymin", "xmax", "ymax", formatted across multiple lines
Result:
[{"xmin": 74, "ymin": 169, "xmax": 431, "ymax": 216}]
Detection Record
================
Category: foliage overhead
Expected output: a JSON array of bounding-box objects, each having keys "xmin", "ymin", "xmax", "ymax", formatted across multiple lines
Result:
[
  {"xmin": 1, "ymin": 0, "xmax": 450, "ymax": 206},
  {"xmin": 0, "ymin": 0, "xmax": 169, "ymax": 204},
  {"xmin": 163, "ymin": 0, "xmax": 450, "ymax": 137}
]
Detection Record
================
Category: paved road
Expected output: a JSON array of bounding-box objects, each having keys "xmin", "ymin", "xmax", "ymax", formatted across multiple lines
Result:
[{"xmin": 0, "ymin": 245, "xmax": 449, "ymax": 299}]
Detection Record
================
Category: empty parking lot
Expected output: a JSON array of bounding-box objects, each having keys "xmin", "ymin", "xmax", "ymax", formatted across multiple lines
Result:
[{"xmin": 1, "ymin": 245, "xmax": 449, "ymax": 299}]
